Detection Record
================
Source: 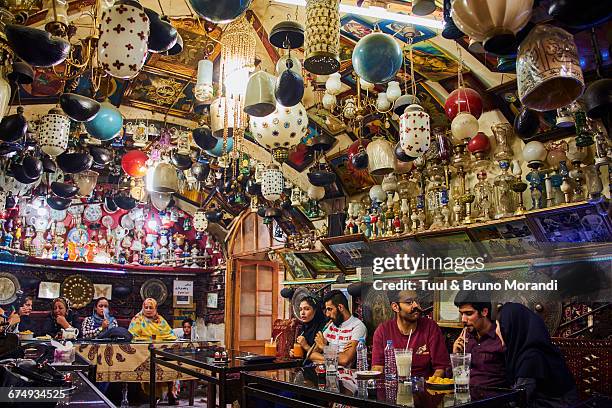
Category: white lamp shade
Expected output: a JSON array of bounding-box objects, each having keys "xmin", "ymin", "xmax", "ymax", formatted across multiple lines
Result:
[
  {"xmin": 366, "ymin": 138, "xmax": 395, "ymax": 176},
  {"xmin": 210, "ymin": 97, "xmax": 236, "ymax": 137},
  {"xmin": 325, "ymin": 72, "xmax": 342, "ymax": 95},
  {"xmin": 146, "ymin": 162, "xmax": 179, "ymax": 193},
  {"xmin": 322, "ymin": 92, "xmax": 337, "ymax": 109},
  {"xmin": 386, "ymin": 81, "xmax": 401, "ymax": 102},
  {"xmin": 193, "ymin": 209, "xmax": 209, "ymax": 232},
  {"xmin": 522, "ymin": 141, "xmax": 547, "ymax": 164},
  {"xmin": 38, "ymin": 108, "xmax": 70, "ymax": 157},
  {"xmin": 307, "ymin": 185, "xmax": 326, "ymax": 200},
  {"xmin": 359, "ymin": 78, "xmax": 374, "ymax": 91},
  {"xmin": 244, "ymin": 71, "xmax": 277, "ymax": 117},
  {"xmin": 249, "ymin": 103, "xmax": 308, "ymax": 151},
  {"xmin": 261, "ymin": 167, "xmax": 285, "ymax": 201},
  {"xmin": 369, "ymin": 185, "xmax": 386, "ymax": 203},
  {"xmin": 381, "ymin": 173, "xmax": 398, "ymax": 193},
  {"xmin": 376, "ymin": 92, "xmax": 391, "ymax": 111},
  {"xmin": 196, "ymin": 60, "xmax": 213, "ymax": 85},
  {"xmin": 73, "ymin": 170, "xmax": 99, "ymax": 196},
  {"xmin": 451, "ymin": 112, "xmax": 479, "ymax": 143},
  {"xmin": 399, "ymin": 104, "xmax": 431, "ymax": 158},
  {"xmin": 150, "ymin": 191, "xmax": 172, "ymax": 211}
]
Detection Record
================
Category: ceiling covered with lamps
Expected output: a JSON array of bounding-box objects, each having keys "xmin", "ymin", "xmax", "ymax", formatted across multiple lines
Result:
[{"xmin": 0, "ymin": 0, "xmax": 610, "ymax": 240}]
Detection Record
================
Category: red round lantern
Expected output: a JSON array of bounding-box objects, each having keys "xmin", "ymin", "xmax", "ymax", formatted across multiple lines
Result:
[
  {"xmin": 347, "ymin": 139, "xmax": 370, "ymax": 171},
  {"xmin": 444, "ymin": 87, "xmax": 483, "ymax": 120},
  {"xmin": 121, "ymin": 150, "xmax": 148, "ymax": 178},
  {"xmin": 467, "ymin": 132, "xmax": 491, "ymax": 154}
]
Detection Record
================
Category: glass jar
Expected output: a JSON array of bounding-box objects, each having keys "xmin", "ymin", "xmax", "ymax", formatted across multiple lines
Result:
[
  {"xmin": 492, "ymin": 123, "xmax": 514, "ymax": 162},
  {"xmin": 473, "ymin": 171, "xmax": 494, "ymax": 220},
  {"xmin": 493, "ymin": 161, "xmax": 517, "ymax": 218}
]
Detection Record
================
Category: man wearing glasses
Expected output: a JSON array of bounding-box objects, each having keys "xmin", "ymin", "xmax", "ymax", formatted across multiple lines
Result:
[{"xmin": 371, "ymin": 290, "xmax": 450, "ymax": 378}]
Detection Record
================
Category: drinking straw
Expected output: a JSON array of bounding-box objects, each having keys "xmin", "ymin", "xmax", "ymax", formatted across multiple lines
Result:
[
  {"xmin": 462, "ymin": 328, "xmax": 467, "ymax": 357},
  {"xmin": 405, "ymin": 329, "xmax": 413, "ymax": 351}
]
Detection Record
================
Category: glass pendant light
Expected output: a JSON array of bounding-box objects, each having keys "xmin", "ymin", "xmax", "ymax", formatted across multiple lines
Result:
[{"xmin": 194, "ymin": 59, "xmax": 213, "ymax": 103}]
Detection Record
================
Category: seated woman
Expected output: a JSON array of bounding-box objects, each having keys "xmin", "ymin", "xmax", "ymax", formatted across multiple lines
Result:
[
  {"xmin": 41, "ymin": 297, "xmax": 80, "ymax": 339},
  {"xmin": 5, "ymin": 296, "xmax": 38, "ymax": 336},
  {"xmin": 128, "ymin": 298, "xmax": 176, "ymax": 342},
  {"xmin": 290, "ymin": 297, "xmax": 327, "ymax": 362},
  {"xmin": 81, "ymin": 297, "xmax": 118, "ymax": 339},
  {"xmin": 497, "ymin": 302, "xmax": 579, "ymax": 408}
]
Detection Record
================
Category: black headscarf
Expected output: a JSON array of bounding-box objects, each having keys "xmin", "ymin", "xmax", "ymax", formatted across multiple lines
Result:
[
  {"xmin": 498, "ymin": 303, "xmax": 574, "ymax": 395},
  {"xmin": 300, "ymin": 296, "xmax": 327, "ymax": 346}
]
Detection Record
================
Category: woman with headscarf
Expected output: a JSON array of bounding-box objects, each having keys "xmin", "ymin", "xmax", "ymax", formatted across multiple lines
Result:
[
  {"xmin": 290, "ymin": 296, "xmax": 328, "ymax": 362},
  {"xmin": 128, "ymin": 298, "xmax": 176, "ymax": 342},
  {"xmin": 41, "ymin": 297, "xmax": 80, "ymax": 339},
  {"xmin": 81, "ymin": 297, "xmax": 118, "ymax": 339},
  {"xmin": 496, "ymin": 302, "xmax": 579, "ymax": 407}
]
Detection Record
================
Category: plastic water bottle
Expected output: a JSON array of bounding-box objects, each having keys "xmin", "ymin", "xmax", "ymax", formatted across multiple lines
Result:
[
  {"xmin": 356, "ymin": 338, "xmax": 368, "ymax": 371},
  {"xmin": 384, "ymin": 340, "xmax": 397, "ymax": 380}
]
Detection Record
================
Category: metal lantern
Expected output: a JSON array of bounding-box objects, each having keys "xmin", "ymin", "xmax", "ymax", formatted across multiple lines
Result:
[
  {"xmin": 517, "ymin": 25, "xmax": 585, "ymax": 112},
  {"xmin": 38, "ymin": 106, "xmax": 70, "ymax": 157},
  {"xmin": 303, "ymin": 0, "xmax": 340, "ymax": 75},
  {"xmin": 193, "ymin": 209, "xmax": 208, "ymax": 232},
  {"xmin": 399, "ymin": 104, "xmax": 431, "ymax": 158},
  {"xmin": 261, "ymin": 163, "xmax": 285, "ymax": 201},
  {"xmin": 366, "ymin": 138, "xmax": 395, "ymax": 176}
]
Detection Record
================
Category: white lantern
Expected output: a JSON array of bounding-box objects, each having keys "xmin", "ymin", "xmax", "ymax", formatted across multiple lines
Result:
[
  {"xmin": 450, "ymin": 112, "xmax": 479, "ymax": 143},
  {"xmin": 399, "ymin": 104, "xmax": 431, "ymax": 158},
  {"xmin": 366, "ymin": 138, "xmax": 395, "ymax": 176},
  {"xmin": 249, "ymin": 103, "xmax": 308, "ymax": 151},
  {"xmin": 150, "ymin": 191, "xmax": 172, "ymax": 211},
  {"xmin": 325, "ymin": 72, "xmax": 342, "ymax": 95},
  {"xmin": 193, "ymin": 209, "xmax": 208, "ymax": 232},
  {"xmin": 38, "ymin": 107, "xmax": 70, "ymax": 157},
  {"xmin": 369, "ymin": 185, "xmax": 386, "ymax": 203},
  {"xmin": 522, "ymin": 141, "xmax": 547, "ymax": 167},
  {"xmin": 359, "ymin": 78, "xmax": 374, "ymax": 91},
  {"xmin": 98, "ymin": 0, "xmax": 150, "ymax": 79},
  {"xmin": 376, "ymin": 92, "xmax": 391, "ymax": 111},
  {"xmin": 322, "ymin": 92, "xmax": 337, "ymax": 110},
  {"xmin": 307, "ymin": 185, "xmax": 326, "ymax": 201},
  {"xmin": 386, "ymin": 81, "xmax": 401, "ymax": 102},
  {"xmin": 261, "ymin": 164, "xmax": 285, "ymax": 201},
  {"xmin": 194, "ymin": 59, "xmax": 214, "ymax": 103}
]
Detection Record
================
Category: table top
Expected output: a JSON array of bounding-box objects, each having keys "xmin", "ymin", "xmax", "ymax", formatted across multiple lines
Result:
[
  {"xmin": 58, "ymin": 371, "xmax": 115, "ymax": 408},
  {"xmin": 242, "ymin": 367, "xmax": 521, "ymax": 408},
  {"xmin": 153, "ymin": 346, "xmax": 301, "ymax": 373}
]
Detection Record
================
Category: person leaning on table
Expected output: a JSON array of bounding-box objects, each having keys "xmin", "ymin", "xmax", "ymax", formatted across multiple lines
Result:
[{"xmin": 371, "ymin": 290, "xmax": 450, "ymax": 378}]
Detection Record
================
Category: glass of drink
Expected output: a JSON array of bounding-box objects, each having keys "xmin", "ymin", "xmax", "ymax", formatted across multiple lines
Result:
[
  {"xmin": 450, "ymin": 353, "xmax": 471, "ymax": 393},
  {"xmin": 264, "ymin": 341, "xmax": 277, "ymax": 356},
  {"xmin": 396, "ymin": 381, "xmax": 414, "ymax": 407},
  {"xmin": 293, "ymin": 343, "xmax": 304, "ymax": 358},
  {"xmin": 394, "ymin": 349, "xmax": 413, "ymax": 381},
  {"xmin": 323, "ymin": 344, "xmax": 338, "ymax": 374}
]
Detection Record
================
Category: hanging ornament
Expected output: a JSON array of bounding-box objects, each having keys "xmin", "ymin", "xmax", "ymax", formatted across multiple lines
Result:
[
  {"xmin": 121, "ymin": 150, "xmax": 148, "ymax": 178},
  {"xmin": 261, "ymin": 163, "xmax": 285, "ymax": 201},
  {"xmin": 193, "ymin": 209, "xmax": 209, "ymax": 232},
  {"xmin": 352, "ymin": 31, "xmax": 402, "ymax": 84},
  {"xmin": 303, "ymin": 0, "xmax": 340, "ymax": 75},
  {"xmin": 85, "ymin": 100, "xmax": 123, "ymax": 141},
  {"xmin": 38, "ymin": 106, "xmax": 70, "ymax": 157}
]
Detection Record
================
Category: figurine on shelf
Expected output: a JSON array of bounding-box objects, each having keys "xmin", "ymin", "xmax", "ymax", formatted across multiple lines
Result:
[
  {"xmin": 494, "ymin": 161, "xmax": 518, "ymax": 218},
  {"xmin": 440, "ymin": 189, "xmax": 451, "ymax": 228},
  {"xmin": 473, "ymin": 171, "xmax": 494, "ymax": 221}
]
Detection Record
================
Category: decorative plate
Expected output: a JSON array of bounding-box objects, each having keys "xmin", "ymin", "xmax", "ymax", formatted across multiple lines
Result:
[
  {"xmin": 128, "ymin": 207, "xmax": 144, "ymax": 221},
  {"xmin": 50, "ymin": 209, "xmax": 67, "ymax": 222},
  {"xmin": 140, "ymin": 278, "xmax": 168, "ymax": 305},
  {"xmin": 61, "ymin": 275, "xmax": 94, "ymax": 309},
  {"xmin": 67, "ymin": 226, "xmax": 89, "ymax": 244},
  {"xmin": 67, "ymin": 201, "xmax": 84, "ymax": 216},
  {"xmin": 84, "ymin": 204, "xmax": 103, "ymax": 223},
  {"xmin": 101, "ymin": 215, "xmax": 114, "ymax": 229},
  {"xmin": 120, "ymin": 214, "xmax": 135, "ymax": 230},
  {"xmin": 0, "ymin": 272, "xmax": 20, "ymax": 305}
]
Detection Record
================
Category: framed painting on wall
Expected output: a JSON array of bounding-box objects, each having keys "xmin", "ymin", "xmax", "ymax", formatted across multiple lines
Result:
[
  {"xmin": 410, "ymin": 41, "xmax": 465, "ymax": 82},
  {"xmin": 327, "ymin": 149, "xmax": 375, "ymax": 196},
  {"xmin": 278, "ymin": 252, "xmax": 314, "ymax": 280},
  {"xmin": 295, "ymin": 251, "xmax": 342, "ymax": 274},
  {"xmin": 433, "ymin": 277, "xmax": 463, "ymax": 328},
  {"xmin": 321, "ymin": 234, "xmax": 372, "ymax": 272}
]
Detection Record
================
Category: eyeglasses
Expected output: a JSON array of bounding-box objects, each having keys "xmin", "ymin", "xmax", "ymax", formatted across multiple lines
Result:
[{"xmin": 399, "ymin": 299, "xmax": 417, "ymax": 305}]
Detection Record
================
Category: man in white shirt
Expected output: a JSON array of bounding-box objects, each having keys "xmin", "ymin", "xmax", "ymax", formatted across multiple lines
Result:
[{"xmin": 309, "ymin": 290, "xmax": 367, "ymax": 368}]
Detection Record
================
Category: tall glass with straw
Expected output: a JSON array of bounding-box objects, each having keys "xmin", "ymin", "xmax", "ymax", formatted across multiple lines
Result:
[
  {"xmin": 450, "ymin": 329, "xmax": 471, "ymax": 393},
  {"xmin": 394, "ymin": 329, "xmax": 413, "ymax": 382}
]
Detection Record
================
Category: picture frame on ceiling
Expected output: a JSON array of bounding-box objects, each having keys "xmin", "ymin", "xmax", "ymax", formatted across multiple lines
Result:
[
  {"xmin": 410, "ymin": 41, "xmax": 466, "ymax": 82},
  {"xmin": 433, "ymin": 276, "xmax": 464, "ymax": 328},
  {"xmin": 378, "ymin": 21, "xmax": 436, "ymax": 45},
  {"xmin": 278, "ymin": 251, "xmax": 314, "ymax": 280},
  {"xmin": 295, "ymin": 250, "xmax": 343, "ymax": 275},
  {"xmin": 327, "ymin": 149, "xmax": 375, "ymax": 196},
  {"xmin": 123, "ymin": 66, "xmax": 196, "ymax": 119},
  {"xmin": 416, "ymin": 82, "xmax": 450, "ymax": 128},
  {"xmin": 488, "ymin": 80, "xmax": 575, "ymax": 143},
  {"xmin": 307, "ymin": 105, "xmax": 346, "ymax": 136},
  {"xmin": 285, "ymin": 142, "xmax": 315, "ymax": 172},
  {"xmin": 146, "ymin": 18, "xmax": 223, "ymax": 78},
  {"xmin": 339, "ymin": 36, "xmax": 356, "ymax": 73},
  {"xmin": 321, "ymin": 234, "xmax": 371, "ymax": 273},
  {"xmin": 17, "ymin": 67, "xmax": 64, "ymax": 105},
  {"xmin": 340, "ymin": 15, "xmax": 374, "ymax": 42}
]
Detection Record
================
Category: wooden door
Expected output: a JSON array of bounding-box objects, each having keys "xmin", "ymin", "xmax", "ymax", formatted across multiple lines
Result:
[{"xmin": 234, "ymin": 260, "xmax": 278, "ymax": 354}]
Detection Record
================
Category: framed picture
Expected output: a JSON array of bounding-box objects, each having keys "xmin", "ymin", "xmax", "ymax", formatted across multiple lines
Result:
[
  {"xmin": 93, "ymin": 284, "xmax": 112, "ymax": 300},
  {"xmin": 307, "ymin": 105, "xmax": 346, "ymax": 136},
  {"xmin": 468, "ymin": 219, "xmax": 541, "ymax": 261},
  {"xmin": 278, "ymin": 252, "xmax": 314, "ymax": 280},
  {"xmin": 321, "ymin": 234, "xmax": 371, "ymax": 272},
  {"xmin": 207, "ymin": 293, "xmax": 218, "ymax": 309},
  {"xmin": 38, "ymin": 282, "xmax": 61, "ymax": 299},
  {"xmin": 295, "ymin": 250, "xmax": 342, "ymax": 274},
  {"xmin": 327, "ymin": 150, "xmax": 376, "ymax": 196},
  {"xmin": 340, "ymin": 15, "xmax": 374, "ymax": 42},
  {"xmin": 173, "ymin": 280, "xmax": 194, "ymax": 309},
  {"xmin": 17, "ymin": 68, "xmax": 64, "ymax": 105},
  {"xmin": 378, "ymin": 21, "xmax": 436, "ymax": 45},
  {"xmin": 123, "ymin": 66, "xmax": 196, "ymax": 118},
  {"xmin": 415, "ymin": 231, "xmax": 480, "ymax": 264},
  {"xmin": 433, "ymin": 277, "xmax": 464, "ymax": 328},
  {"xmin": 416, "ymin": 82, "xmax": 449, "ymax": 128},
  {"xmin": 410, "ymin": 41, "xmax": 466, "ymax": 82},
  {"xmin": 338, "ymin": 36, "xmax": 355, "ymax": 73}
]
